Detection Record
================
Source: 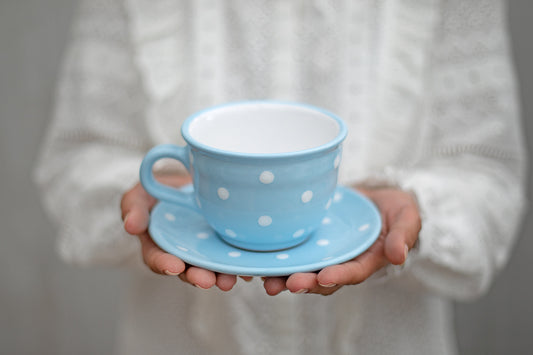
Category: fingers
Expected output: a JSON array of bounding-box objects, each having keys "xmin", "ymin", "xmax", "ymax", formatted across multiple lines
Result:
[
  {"xmin": 269, "ymin": 241, "xmax": 387, "ymax": 296},
  {"xmin": 183, "ymin": 267, "xmax": 217, "ymax": 289},
  {"xmin": 176, "ymin": 268, "xmax": 239, "ymax": 291},
  {"xmin": 384, "ymin": 206, "xmax": 421, "ymax": 265},
  {"xmin": 124, "ymin": 176, "xmax": 240, "ymax": 291},
  {"xmin": 124, "ymin": 206, "xmax": 151, "ymax": 236},
  {"xmin": 137, "ymin": 233, "xmax": 186, "ymax": 275},
  {"xmin": 286, "ymin": 273, "xmax": 342, "ymax": 295},
  {"xmin": 263, "ymin": 273, "xmax": 342, "ymax": 296},
  {"xmin": 275, "ymin": 233, "xmax": 388, "ymax": 295},
  {"xmin": 121, "ymin": 175, "xmax": 192, "ymax": 236},
  {"xmin": 317, "ymin": 243, "xmax": 389, "ymax": 289},
  {"xmin": 262, "ymin": 188, "xmax": 422, "ymax": 296},
  {"xmin": 263, "ymin": 277, "xmax": 288, "ymax": 296},
  {"xmin": 285, "ymin": 273, "xmax": 317, "ymax": 293},
  {"xmin": 138, "ymin": 233, "xmax": 239, "ymax": 290},
  {"xmin": 121, "ymin": 183, "xmax": 157, "ymax": 236},
  {"xmin": 216, "ymin": 274, "xmax": 238, "ymax": 291}
]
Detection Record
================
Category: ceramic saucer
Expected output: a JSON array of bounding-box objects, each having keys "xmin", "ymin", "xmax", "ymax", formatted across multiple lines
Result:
[{"xmin": 149, "ymin": 186, "xmax": 381, "ymax": 276}]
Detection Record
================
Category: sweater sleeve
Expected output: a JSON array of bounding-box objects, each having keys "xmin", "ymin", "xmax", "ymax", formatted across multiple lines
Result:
[
  {"xmin": 34, "ymin": 0, "xmax": 151, "ymax": 266},
  {"xmin": 383, "ymin": 0, "xmax": 528, "ymax": 301}
]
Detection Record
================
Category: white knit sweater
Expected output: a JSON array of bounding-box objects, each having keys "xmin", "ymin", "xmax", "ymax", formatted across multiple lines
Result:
[{"xmin": 36, "ymin": 1, "xmax": 527, "ymax": 354}]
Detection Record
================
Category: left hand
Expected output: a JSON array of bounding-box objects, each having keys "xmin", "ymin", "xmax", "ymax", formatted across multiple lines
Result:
[
  {"xmin": 121, "ymin": 174, "xmax": 251, "ymax": 291},
  {"xmin": 263, "ymin": 187, "xmax": 421, "ymax": 296}
]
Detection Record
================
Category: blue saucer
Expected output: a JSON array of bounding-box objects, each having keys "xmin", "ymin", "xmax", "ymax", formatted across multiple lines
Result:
[{"xmin": 149, "ymin": 186, "xmax": 381, "ymax": 276}]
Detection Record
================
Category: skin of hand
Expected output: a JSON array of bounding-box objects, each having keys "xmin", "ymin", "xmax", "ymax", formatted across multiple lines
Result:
[
  {"xmin": 120, "ymin": 173, "xmax": 419, "ymax": 295},
  {"xmin": 262, "ymin": 187, "xmax": 422, "ymax": 296},
  {"xmin": 120, "ymin": 174, "xmax": 251, "ymax": 291}
]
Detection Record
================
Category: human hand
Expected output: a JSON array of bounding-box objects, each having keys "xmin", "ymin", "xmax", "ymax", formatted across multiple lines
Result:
[
  {"xmin": 263, "ymin": 187, "xmax": 421, "ymax": 296},
  {"xmin": 121, "ymin": 174, "xmax": 247, "ymax": 290}
]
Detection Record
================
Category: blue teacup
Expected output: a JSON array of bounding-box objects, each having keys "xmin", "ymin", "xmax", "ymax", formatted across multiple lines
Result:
[{"xmin": 140, "ymin": 101, "xmax": 347, "ymax": 251}]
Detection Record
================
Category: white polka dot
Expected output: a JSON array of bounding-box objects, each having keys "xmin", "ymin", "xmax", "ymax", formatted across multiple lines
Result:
[
  {"xmin": 358, "ymin": 224, "xmax": 370, "ymax": 232},
  {"xmin": 217, "ymin": 187, "xmax": 230, "ymax": 200},
  {"xmin": 293, "ymin": 229, "xmax": 305, "ymax": 238},
  {"xmin": 225, "ymin": 229, "xmax": 237, "ymax": 238},
  {"xmin": 177, "ymin": 246, "xmax": 189, "ymax": 252},
  {"xmin": 334, "ymin": 192, "xmax": 343, "ymax": 202},
  {"xmin": 334, "ymin": 154, "xmax": 341, "ymax": 169},
  {"xmin": 322, "ymin": 217, "xmax": 332, "ymax": 225},
  {"xmin": 258, "ymin": 215, "xmax": 272, "ymax": 227},
  {"xmin": 276, "ymin": 253, "xmax": 289, "ymax": 260},
  {"xmin": 316, "ymin": 239, "xmax": 330, "ymax": 246},
  {"xmin": 325, "ymin": 198, "xmax": 332, "ymax": 210},
  {"xmin": 259, "ymin": 171, "xmax": 275, "ymax": 184},
  {"xmin": 301, "ymin": 190, "xmax": 313, "ymax": 203},
  {"xmin": 322, "ymin": 256, "xmax": 333, "ymax": 261},
  {"xmin": 228, "ymin": 251, "xmax": 241, "ymax": 258},
  {"xmin": 164, "ymin": 213, "xmax": 176, "ymax": 221},
  {"xmin": 196, "ymin": 232, "xmax": 210, "ymax": 239}
]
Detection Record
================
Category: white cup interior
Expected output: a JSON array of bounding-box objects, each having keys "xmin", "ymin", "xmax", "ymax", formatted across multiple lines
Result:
[{"xmin": 187, "ymin": 103, "xmax": 341, "ymax": 154}]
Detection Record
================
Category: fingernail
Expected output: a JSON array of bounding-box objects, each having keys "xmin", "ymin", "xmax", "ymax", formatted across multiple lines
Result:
[
  {"xmin": 164, "ymin": 270, "xmax": 180, "ymax": 276},
  {"xmin": 123, "ymin": 213, "xmax": 129, "ymax": 226},
  {"xmin": 319, "ymin": 283, "xmax": 337, "ymax": 288},
  {"xmin": 404, "ymin": 244, "xmax": 409, "ymax": 261},
  {"xmin": 293, "ymin": 289, "xmax": 309, "ymax": 294},
  {"xmin": 194, "ymin": 284, "xmax": 211, "ymax": 290}
]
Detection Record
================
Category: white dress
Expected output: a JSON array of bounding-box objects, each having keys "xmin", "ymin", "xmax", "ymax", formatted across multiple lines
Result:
[{"xmin": 35, "ymin": 0, "xmax": 527, "ymax": 354}]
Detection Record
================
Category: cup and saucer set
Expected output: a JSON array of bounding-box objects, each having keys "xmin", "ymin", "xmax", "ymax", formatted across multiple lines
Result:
[{"xmin": 140, "ymin": 101, "xmax": 381, "ymax": 276}]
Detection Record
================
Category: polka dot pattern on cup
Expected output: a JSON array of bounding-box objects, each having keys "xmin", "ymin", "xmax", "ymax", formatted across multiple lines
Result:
[
  {"xmin": 258, "ymin": 215, "xmax": 272, "ymax": 227},
  {"xmin": 217, "ymin": 187, "xmax": 230, "ymax": 200},
  {"xmin": 301, "ymin": 190, "xmax": 313, "ymax": 203},
  {"xmin": 207, "ymin": 167, "xmax": 343, "ymax": 250},
  {"xmin": 259, "ymin": 171, "xmax": 275, "ymax": 184}
]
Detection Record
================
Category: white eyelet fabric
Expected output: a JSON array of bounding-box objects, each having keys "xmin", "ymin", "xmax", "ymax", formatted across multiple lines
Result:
[{"xmin": 35, "ymin": 1, "xmax": 527, "ymax": 354}]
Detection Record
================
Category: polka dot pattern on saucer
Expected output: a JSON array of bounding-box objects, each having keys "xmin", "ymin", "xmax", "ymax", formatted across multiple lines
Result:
[{"xmin": 149, "ymin": 186, "xmax": 381, "ymax": 276}]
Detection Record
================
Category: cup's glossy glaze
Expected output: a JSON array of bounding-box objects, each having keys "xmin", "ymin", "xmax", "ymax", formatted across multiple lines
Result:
[{"xmin": 140, "ymin": 101, "xmax": 347, "ymax": 251}]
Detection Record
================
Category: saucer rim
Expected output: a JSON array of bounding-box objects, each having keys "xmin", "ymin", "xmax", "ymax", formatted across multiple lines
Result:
[{"xmin": 149, "ymin": 186, "xmax": 381, "ymax": 276}]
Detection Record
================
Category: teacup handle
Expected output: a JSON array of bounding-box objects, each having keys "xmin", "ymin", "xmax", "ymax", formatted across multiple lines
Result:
[{"xmin": 139, "ymin": 144, "xmax": 199, "ymax": 210}]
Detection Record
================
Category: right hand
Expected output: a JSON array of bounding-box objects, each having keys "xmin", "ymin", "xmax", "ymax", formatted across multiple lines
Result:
[{"xmin": 120, "ymin": 174, "xmax": 246, "ymax": 290}]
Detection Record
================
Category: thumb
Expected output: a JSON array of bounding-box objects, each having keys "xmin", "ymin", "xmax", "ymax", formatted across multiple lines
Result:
[
  {"xmin": 121, "ymin": 183, "xmax": 157, "ymax": 236},
  {"xmin": 384, "ymin": 207, "xmax": 421, "ymax": 265}
]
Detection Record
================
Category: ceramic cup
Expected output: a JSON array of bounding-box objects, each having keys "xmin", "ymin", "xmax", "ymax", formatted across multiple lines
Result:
[{"xmin": 140, "ymin": 101, "xmax": 347, "ymax": 251}]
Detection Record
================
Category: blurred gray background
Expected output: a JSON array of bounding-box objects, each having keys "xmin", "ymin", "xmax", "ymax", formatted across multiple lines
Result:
[{"xmin": 1, "ymin": 1, "xmax": 531, "ymax": 354}]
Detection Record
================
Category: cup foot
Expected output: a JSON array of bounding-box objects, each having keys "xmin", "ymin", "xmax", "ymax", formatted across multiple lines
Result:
[{"xmin": 217, "ymin": 233, "xmax": 312, "ymax": 252}]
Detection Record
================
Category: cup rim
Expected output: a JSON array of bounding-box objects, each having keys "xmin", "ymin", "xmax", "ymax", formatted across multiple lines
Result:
[{"xmin": 181, "ymin": 100, "xmax": 347, "ymax": 160}]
